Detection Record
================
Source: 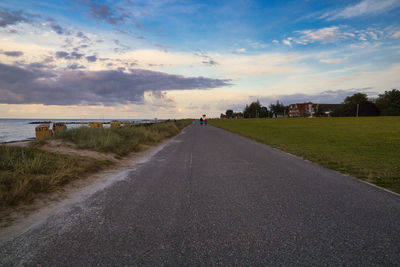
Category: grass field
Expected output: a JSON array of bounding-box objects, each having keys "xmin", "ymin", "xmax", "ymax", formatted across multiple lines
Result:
[{"xmin": 209, "ymin": 117, "xmax": 400, "ymax": 193}]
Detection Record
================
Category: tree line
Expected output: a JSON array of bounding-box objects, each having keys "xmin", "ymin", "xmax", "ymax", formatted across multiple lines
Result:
[{"xmin": 221, "ymin": 89, "xmax": 400, "ymax": 118}]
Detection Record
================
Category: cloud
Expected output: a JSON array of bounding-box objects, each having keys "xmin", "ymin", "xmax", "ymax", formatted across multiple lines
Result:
[
  {"xmin": 0, "ymin": 50, "xmax": 24, "ymax": 57},
  {"xmin": 67, "ymin": 64, "xmax": 85, "ymax": 70},
  {"xmin": 202, "ymin": 59, "xmax": 219, "ymax": 66},
  {"xmin": 282, "ymin": 38, "xmax": 292, "ymax": 47},
  {"xmin": 285, "ymin": 26, "xmax": 387, "ymax": 46},
  {"xmin": 55, "ymin": 51, "xmax": 85, "ymax": 60},
  {"xmin": 44, "ymin": 18, "xmax": 70, "ymax": 35},
  {"xmin": 235, "ymin": 48, "xmax": 246, "ymax": 53},
  {"xmin": 0, "ymin": 8, "xmax": 28, "ymax": 27},
  {"xmin": 392, "ymin": 31, "xmax": 400, "ymax": 38},
  {"xmin": 55, "ymin": 51, "xmax": 69, "ymax": 59},
  {"xmin": 88, "ymin": 2, "xmax": 128, "ymax": 25},
  {"xmin": 249, "ymin": 41, "xmax": 268, "ymax": 49},
  {"xmin": 145, "ymin": 91, "xmax": 176, "ymax": 108},
  {"xmin": 85, "ymin": 55, "xmax": 97, "ymax": 62},
  {"xmin": 0, "ymin": 63, "xmax": 231, "ymax": 106},
  {"xmin": 294, "ymin": 26, "xmax": 342, "ymax": 44},
  {"xmin": 194, "ymin": 49, "xmax": 219, "ymax": 66},
  {"xmin": 113, "ymin": 39, "xmax": 131, "ymax": 53},
  {"xmin": 321, "ymin": 0, "xmax": 400, "ymax": 21},
  {"xmin": 320, "ymin": 57, "xmax": 347, "ymax": 65}
]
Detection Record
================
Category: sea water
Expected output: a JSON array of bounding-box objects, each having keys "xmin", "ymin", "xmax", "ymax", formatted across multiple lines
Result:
[{"xmin": 0, "ymin": 119, "xmax": 150, "ymax": 142}]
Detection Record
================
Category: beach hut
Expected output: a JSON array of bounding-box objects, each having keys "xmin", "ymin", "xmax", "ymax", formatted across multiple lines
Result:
[
  {"xmin": 35, "ymin": 124, "xmax": 51, "ymax": 139},
  {"xmin": 89, "ymin": 122, "xmax": 103, "ymax": 128},
  {"xmin": 110, "ymin": 121, "xmax": 121, "ymax": 128},
  {"xmin": 53, "ymin": 122, "xmax": 67, "ymax": 133}
]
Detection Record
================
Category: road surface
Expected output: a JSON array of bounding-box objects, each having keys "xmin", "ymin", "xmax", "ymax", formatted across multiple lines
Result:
[{"xmin": 1, "ymin": 122, "xmax": 400, "ymax": 266}]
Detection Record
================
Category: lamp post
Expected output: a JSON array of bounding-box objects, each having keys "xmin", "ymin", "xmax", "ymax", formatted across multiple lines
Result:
[{"xmin": 356, "ymin": 104, "xmax": 359, "ymax": 117}]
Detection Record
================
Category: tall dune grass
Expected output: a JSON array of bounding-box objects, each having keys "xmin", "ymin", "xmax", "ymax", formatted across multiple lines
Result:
[
  {"xmin": 54, "ymin": 120, "xmax": 192, "ymax": 156},
  {"xmin": 0, "ymin": 146, "xmax": 107, "ymax": 206}
]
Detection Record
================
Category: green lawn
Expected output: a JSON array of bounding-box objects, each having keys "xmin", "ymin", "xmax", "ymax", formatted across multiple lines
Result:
[{"xmin": 209, "ymin": 117, "xmax": 400, "ymax": 193}]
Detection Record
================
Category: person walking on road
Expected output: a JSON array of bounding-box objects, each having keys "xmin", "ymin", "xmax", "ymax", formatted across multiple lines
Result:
[{"xmin": 200, "ymin": 117, "xmax": 203, "ymax": 125}]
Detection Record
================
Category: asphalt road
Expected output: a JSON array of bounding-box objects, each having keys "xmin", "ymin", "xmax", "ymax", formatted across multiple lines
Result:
[{"xmin": 1, "ymin": 122, "xmax": 400, "ymax": 266}]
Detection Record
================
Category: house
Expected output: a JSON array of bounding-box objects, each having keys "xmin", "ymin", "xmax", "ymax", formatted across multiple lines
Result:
[
  {"xmin": 289, "ymin": 102, "xmax": 316, "ymax": 117},
  {"xmin": 289, "ymin": 103, "xmax": 343, "ymax": 117}
]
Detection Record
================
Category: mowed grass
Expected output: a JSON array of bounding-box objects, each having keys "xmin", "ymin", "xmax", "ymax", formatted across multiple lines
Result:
[
  {"xmin": 49, "ymin": 120, "xmax": 192, "ymax": 157},
  {"xmin": 0, "ymin": 146, "xmax": 108, "ymax": 207},
  {"xmin": 209, "ymin": 117, "xmax": 400, "ymax": 193}
]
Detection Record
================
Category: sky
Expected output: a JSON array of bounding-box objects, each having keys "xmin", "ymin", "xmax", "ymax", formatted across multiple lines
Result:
[{"xmin": 0, "ymin": 0, "xmax": 399, "ymax": 119}]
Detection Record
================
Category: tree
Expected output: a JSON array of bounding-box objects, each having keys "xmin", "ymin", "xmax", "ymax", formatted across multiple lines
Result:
[
  {"xmin": 344, "ymin": 93, "xmax": 368, "ymax": 105},
  {"xmin": 269, "ymin": 100, "xmax": 286, "ymax": 117},
  {"xmin": 315, "ymin": 105, "xmax": 324, "ymax": 117},
  {"xmin": 243, "ymin": 100, "xmax": 269, "ymax": 118},
  {"xmin": 220, "ymin": 113, "xmax": 226, "ymax": 119},
  {"xmin": 225, "ymin": 109, "xmax": 234, "ymax": 118},
  {"xmin": 375, "ymin": 89, "xmax": 400, "ymax": 116},
  {"xmin": 259, "ymin": 106, "xmax": 269, "ymax": 118},
  {"xmin": 232, "ymin": 112, "xmax": 244, "ymax": 118},
  {"xmin": 332, "ymin": 93, "xmax": 379, "ymax": 117}
]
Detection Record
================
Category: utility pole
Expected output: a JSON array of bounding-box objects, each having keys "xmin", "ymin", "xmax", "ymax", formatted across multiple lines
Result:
[{"xmin": 356, "ymin": 104, "xmax": 359, "ymax": 117}]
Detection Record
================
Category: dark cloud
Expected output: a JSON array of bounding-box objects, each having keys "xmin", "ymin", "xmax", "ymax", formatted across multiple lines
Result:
[
  {"xmin": 202, "ymin": 59, "xmax": 219, "ymax": 66},
  {"xmin": 55, "ymin": 51, "xmax": 85, "ymax": 60},
  {"xmin": 67, "ymin": 64, "xmax": 85, "ymax": 70},
  {"xmin": 86, "ymin": 55, "xmax": 97, "ymax": 62},
  {"xmin": 87, "ymin": 2, "xmax": 143, "ymax": 30},
  {"xmin": 195, "ymin": 49, "xmax": 219, "ymax": 67},
  {"xmin": 0, "ymin": 63, "xmax": 231, "ymax": 106},
  {"xmin": 55, "ymin": 51, "xmax": 69, "ymax": 59},
  {"xmin": 0, "ymin": 50, "xmax": 24, "ymax": 57},
  {"xmin": 50, "ymin": 22, "xmax": 66, "ymax": 35},
  {"xmin": 0, "ymin": 9, "xmax": 28, "ymax": 27},
  {"xmin": 26, "ymin": 62, "xmax": 50, "ymax": 69},
  {"xmin": 71, "ymin": 52, "xmax": 84, "ymax": 59},
  {"xmin": 46, "ymin": 18, "xmax": 70, "ymax": 35},
  {"xmin": 113, "ymin": 39, "xmax": 131, "ymax": 53},
  {"xmin": 89, "ymin": 2, "xmax": 127, "ymax": 25},
  {"xmin": 76, "ymin": 31, "xmax": 89, "ymax": 41}
]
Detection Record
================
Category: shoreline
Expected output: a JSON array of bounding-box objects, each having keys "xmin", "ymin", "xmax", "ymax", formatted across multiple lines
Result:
[{"xmin": 1, "ymin": 138, "xmax": 34, "ymax": 146}]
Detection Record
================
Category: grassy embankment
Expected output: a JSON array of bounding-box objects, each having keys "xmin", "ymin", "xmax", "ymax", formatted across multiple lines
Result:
[
  {"xmin": 0, "ymin": 120, "xmax": 192, "ymax": 207},
  {"xmin": 51, "ymin": 120, "xmax": 192, "ymax": 156},
  {"xmin": 209, "ymin": 117, "xmax": 400, "ymax": 193}
]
